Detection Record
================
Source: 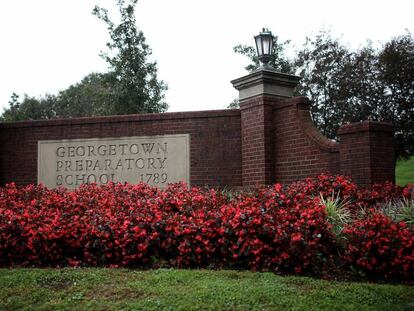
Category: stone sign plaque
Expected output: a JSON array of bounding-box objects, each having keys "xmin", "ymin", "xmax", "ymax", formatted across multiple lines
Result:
[{"xmin": 38, "ymin": 134, "xmax": 190, "ymax": 189}]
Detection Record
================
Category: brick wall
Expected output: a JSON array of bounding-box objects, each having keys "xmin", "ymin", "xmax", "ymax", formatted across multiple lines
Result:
[
  {"xmin": 0, "ymin": 96, "xmax": 395, "ymax": 188},
  {"xmin": 338, "ymin": 121, "xmax": 395, "ymax": 187},
  {"xmin": 0, "ymin": 110, "xmax": 242, "ymax": 188},
  {"xmin": 273, "ymin": 97, "xmax": 340, "ymax": 184}
]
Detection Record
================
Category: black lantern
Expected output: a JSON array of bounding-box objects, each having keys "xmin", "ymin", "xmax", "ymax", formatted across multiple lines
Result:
[{"xmin": 254, "ymin": 28, "xmax": 273, "ymax": 67}]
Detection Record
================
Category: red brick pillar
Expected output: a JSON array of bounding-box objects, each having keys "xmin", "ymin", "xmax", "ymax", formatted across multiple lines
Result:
[
  {"xmin": 338, "ymin": 121, "xmax": 395, "ymax": 187},
  {"xmin": 232, "ymin": 68, "xmax": 300, "ymax": 187},
  {"xmin": 238, "ymin": 96, "xmax": 275, "ymax": 186}
]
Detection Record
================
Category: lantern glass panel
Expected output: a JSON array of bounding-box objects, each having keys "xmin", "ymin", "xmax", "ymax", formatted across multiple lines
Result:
[
  {"xmin": 263, "ymin": 36, "xmax": 271, "ymax": 55},
  {"xmin": 255, "ymin": 36, "xmax": 263, "ymax": 56}
]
